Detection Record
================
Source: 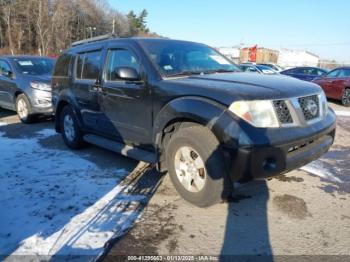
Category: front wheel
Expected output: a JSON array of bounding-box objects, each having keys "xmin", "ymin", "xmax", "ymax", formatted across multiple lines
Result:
[
  {"xmin": 166, "ymin": 124, "xmax": 230, "ymax": 207},
  {"xmin": 16, "ymin": 94, "xmax": 34, "ymax": 123},
  {"xmin": 341, "ymin": 89, "xmax": 350, "ymax": 107}
]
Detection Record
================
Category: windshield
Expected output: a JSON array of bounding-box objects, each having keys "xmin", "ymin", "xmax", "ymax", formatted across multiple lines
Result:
[
  {"xmin": 14, "ymin": 58, "xmax": 55, "ymax": 75},
  {"xmin": 140, "ymin": 40, "xmax": 240, "ymax": 77}
]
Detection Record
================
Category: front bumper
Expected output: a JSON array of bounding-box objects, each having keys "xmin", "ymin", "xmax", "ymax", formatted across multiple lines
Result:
[
  {"xmin": 217, "ymin": 109, "xmax": 336, "ymax": 182},
  {"xmin": 29, "ymin": 89, "xmax": 53, "ymax": 115}
]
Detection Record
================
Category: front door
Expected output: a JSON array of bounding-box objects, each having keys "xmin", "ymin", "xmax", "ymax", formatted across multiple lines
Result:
[
  {"xmin": 99, "ymin": 46, "xmax": 153, "ymax": 148},
  {"xmin": 321, "ymin": 69, "xmax": 341, "ymax": 99}
]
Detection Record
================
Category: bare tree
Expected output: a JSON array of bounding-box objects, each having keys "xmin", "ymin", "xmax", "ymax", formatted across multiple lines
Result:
[{"xmin": 0, "ymin": 0, "xmax": 156, "ymax": 55}]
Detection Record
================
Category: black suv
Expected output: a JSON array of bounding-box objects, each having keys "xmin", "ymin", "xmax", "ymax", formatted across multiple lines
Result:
[{"xmin": 52, "ymin": 36, "xmax": 336, "ymax": 207}]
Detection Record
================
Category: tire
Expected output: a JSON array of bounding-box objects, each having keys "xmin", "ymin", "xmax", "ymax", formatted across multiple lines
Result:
[
  {"xmin": 16, "ymin": 94, "xmax": 34, "ymax": 124},
  {"xmin": 60, "ymin": 105, "xmax": 86, "ymax": 149},
  {"xmin": 341, "ymin": 88, "xmax": 350, "ymax": 107},
  {"xmin": 166, "ymin": 124, "xmax": 230, "ymax": 207}
]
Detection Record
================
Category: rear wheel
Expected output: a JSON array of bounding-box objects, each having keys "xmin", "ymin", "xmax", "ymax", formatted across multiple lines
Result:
[
  {"xmin": 341, "ymin": 88, "xmax": 350, "ymax": 107},
  {"xmin": 60, "ymin": 105, "xmax": 86, "ymax": 149},
  {"xmin": 166, "ymin": 124, "xmax": 230, "ymax": 207},
  {"xmin": 16, "ymin": 94, "xmax": 34, "ymax": 124}
]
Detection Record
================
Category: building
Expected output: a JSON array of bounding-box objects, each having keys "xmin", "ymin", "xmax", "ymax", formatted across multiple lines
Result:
[
  {"xmin": 278, "ymin": 49, "xmax": 319, "ymax": 68},
  {"xmin": 239, "ymin": 47, "xmax": 279, "ymax": 64},
  {"xmin": 217, "ymin": 47, "xmax": 240, "ymax": 63}
]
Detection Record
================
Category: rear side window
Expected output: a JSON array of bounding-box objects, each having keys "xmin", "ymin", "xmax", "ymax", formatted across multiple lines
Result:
[
  {"xmin": 54, "ymin": 54, "xmax": 72, "ymax": 77},
  {"xmin": 76, "ymin": 50, "xmax": 101, "ymax": 80}
]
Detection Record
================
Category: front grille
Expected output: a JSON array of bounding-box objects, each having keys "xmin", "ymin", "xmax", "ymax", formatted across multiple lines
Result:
[
  {"xmin": 273, "ymin": 100, "xmax": 293, "ymax": 124},
  {"xmin": 298, "ymin": 95, "xmax": 320, "ymax": 121}
]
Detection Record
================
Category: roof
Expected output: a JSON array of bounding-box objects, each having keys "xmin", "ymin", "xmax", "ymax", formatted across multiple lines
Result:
[{"xmin": 0, "ymin": 55, "xmax": 53, "ymax": 60}]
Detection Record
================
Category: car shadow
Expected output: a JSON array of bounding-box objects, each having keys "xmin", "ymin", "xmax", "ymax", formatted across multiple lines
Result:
[
  {"xmin": 216, "ymin": 119, "xmax": 274, "ymax": 260},
  {"xmin": 221, "ymin": 181, "xmax": 273, "ymax": 261},
  {"xmin": 0, "ymin": 108, "xmax": 17, "ymax": 118}
]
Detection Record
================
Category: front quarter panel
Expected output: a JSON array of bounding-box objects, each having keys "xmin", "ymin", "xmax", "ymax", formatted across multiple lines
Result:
[{"xmin": 153, "ymin": 96, "xmax": 231, "ymax": 146}]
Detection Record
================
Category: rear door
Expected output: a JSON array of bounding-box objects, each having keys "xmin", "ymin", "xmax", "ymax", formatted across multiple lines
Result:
[
  {"xmin": 0, "ymin": 59, "xmax": 16, "ymax": 109},
  {"xmin": 73, "ymin": 49, "xmax": 103, "ymax": 132},
  {"xmin": 99, "ymin": 44, "xmax": 153, "ymax": 147}
]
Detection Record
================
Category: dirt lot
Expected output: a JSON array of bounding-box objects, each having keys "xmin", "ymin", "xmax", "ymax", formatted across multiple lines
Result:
[{"xmin": 0, "ymin": 100, "xmax": 349, "ymax": 261}]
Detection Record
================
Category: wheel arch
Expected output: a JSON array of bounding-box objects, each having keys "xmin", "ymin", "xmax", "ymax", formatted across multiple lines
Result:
[
  {"xmin": 54, "ymin": 93, "xmax": 83, "ymax": 133},
  {"xmin": 153, "ymin": 96, "xmax": 226, "ymax": 146}
]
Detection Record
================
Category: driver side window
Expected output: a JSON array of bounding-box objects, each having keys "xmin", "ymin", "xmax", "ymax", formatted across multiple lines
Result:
[
  {"xmin": 105, "ymin": 49, "xmax": 140, "ymax": 82},
  {"xmin": 0, "ymin": 60, "xmax": 12, "ymax": 77}
]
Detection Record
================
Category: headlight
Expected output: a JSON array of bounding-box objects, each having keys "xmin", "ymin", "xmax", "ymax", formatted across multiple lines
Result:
[
  {"xmin": 30, "ymin": 82, "xmax": 51, "ymax": 92},
  {"xmin": 228, "ymin": 100, "xmax": 279, "ymax": 128},
  {"xmin": 319, "ymin": 90, "xmax": 328, "ymax": 117}
]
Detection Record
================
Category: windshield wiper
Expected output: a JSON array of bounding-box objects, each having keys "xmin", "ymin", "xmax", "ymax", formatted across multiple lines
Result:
[
  {"xmin": 202, "ymin": 69, "xmax": 238, "ymax": 74},
  {"xmin": 166, "ymin": 70, "xmax": 204, "ymax": 77},
  {"xmin": 166, "ymin": 69, "xmax": 237, "ymax": 77}
]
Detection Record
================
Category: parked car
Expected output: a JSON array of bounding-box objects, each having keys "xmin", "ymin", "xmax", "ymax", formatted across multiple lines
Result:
[
  {"xmin": 52, "ymin": 36, "xmax": 336, "ymax": 207},
  {"xmin": 258, "ymin": 63, "xmax": 284, "ymax": 72},
  {"xmin": 238, "ymin": 64, "xmax": 279, "ymax": 75},
  {"xmin": 0, "ymin": 55, "xmax": 55, "ymax": 123},
  {"xmin": 312, "ymin": 67, "xmax": 350, "ymax": 107},
  {"xmin": 281, "ymin": 67, "xmax": 328, "ymax": 82}
]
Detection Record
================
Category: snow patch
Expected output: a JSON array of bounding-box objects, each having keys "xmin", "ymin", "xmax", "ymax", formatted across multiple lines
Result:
[
  {"xmin": 334, "ymin": 110, "xmax": 350, "ymax": 117},
  {"xmin": 35, "ymin": 128, "xmax": 57, "ymax": 138},
  {"xmin": 0, "ymin": 128, "xmax": 152, "ymax": 259},
  {"xmin": 300, "ymin": 164, "xmax": 342, "ymax": 183}
]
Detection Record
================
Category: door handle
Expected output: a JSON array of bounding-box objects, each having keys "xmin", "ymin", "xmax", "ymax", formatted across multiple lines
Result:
[{"xmin": 89, "ymin": 85, "xmax": 103, "ymax": 92}]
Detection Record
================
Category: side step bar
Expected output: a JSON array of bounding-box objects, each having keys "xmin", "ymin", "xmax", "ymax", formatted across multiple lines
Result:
[{"xmin": 83, "ymin": 134, "xmax": 157, "ymax": 163}]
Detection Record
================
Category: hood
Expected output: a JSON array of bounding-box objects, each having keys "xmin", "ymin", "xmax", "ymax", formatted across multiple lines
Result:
[
  {"xmin": 23, "ymin": 74, "xmax": 52, "ymax": 83},
  {"xmin": 166, "ymin": 72, "xmax": 322, "ymax": 105}
]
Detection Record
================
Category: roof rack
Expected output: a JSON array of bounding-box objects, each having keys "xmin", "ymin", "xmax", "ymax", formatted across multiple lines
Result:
[{"xmin": 71, "ymin": 34, "xmax": 118, "ymax": 47}]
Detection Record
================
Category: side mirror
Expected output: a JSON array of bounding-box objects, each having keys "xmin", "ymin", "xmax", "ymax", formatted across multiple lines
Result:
[
  {"xmin": 2, "ymin": 70, "xmax": 14, "ymax": 79},
  {"xmin": 114, "ymin": 67, "xmax": 141, "ymax": 81}
]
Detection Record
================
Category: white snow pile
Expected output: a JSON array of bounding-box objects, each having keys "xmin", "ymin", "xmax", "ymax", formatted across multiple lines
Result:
[{"xmin": 0, "ymin": 129, "xmax": 157, "ymax": 260}]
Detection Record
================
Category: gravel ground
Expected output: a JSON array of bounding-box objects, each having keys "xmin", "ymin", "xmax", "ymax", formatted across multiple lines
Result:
[
  {"xmin": 107, "ymin": 101, "xmax": 350, "ymax": 260},
  {"xmin": 0, "ymin": 100, "xmax": 349, "ymax": 261}
]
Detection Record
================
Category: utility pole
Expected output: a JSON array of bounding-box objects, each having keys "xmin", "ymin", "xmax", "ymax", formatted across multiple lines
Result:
[{"xmin": 112, "ymin": 19, "xmax": 115, "ymax": 34}]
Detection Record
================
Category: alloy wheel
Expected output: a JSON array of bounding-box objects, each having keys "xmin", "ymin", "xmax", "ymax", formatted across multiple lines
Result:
[
  {"xmin": 342, "ymin": 89, "xmax": 350, "ymax": 106},
  {"xmin": 63, "ymin": 115, "xmax": 75, "ymax": 142},
  {"xmin": 17, "ymin": 98, "xmax": 28, "ymax": 119},
  {"xmin": 174, "ymin": 146, "xmax": 206, "ymax": 193}
]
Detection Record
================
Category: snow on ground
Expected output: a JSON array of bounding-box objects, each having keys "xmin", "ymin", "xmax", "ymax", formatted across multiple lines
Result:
[
  {"xmin": 0, "ymin": 128, "xmax": 159, "ymax": 260},
  {"xmin": 334, "ymin": 110, "xmax": 350, "ymax": 117},
  {"xmin": 300, "ymin": 115, "xmax": 350, "ymax": 189}
]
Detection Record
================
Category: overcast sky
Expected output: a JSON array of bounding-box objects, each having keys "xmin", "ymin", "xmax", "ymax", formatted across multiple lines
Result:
[{"xmin": 109, "ymin": 0, "xmax": 350, "ymax": 62}]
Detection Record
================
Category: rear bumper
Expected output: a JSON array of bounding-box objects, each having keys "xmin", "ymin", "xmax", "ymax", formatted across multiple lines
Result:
[{"xmin": 222, "ymin": 109, "xmax": 336, "ymax": 182}]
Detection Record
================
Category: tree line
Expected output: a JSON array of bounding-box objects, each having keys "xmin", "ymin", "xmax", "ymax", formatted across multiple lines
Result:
[{"xmin": 0, "ymin": 0, "xmax": 155, "ymax": 56}]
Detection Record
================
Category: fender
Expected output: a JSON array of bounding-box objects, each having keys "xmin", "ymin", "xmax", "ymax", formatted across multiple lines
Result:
[
  {"xmin": 153, "ymin": 96, "xmax": 235, "ymax": 147},
  {"xmin": 54, "ymin": 88, "xmax": 84, "ymax": 132}
]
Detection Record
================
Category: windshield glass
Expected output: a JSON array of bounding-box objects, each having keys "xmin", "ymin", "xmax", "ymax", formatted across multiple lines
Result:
[
  {"xmin": 140, "ymin": 40, "xmax": 240, "ymax": 77},
  {"xmin": 14, "ymin": 58, "xmax": 55, "ymax": 75}
]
